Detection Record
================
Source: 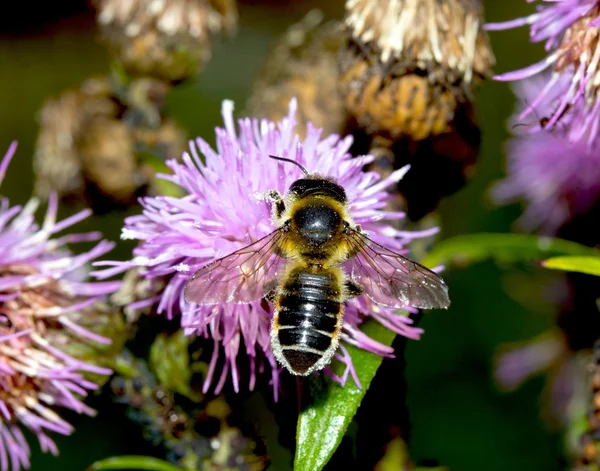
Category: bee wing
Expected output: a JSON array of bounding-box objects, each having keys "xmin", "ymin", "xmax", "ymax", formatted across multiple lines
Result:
[
  {"xmin": 343, "ymin": 229, "xmax": 450, "ymax": 309},
  {"xmin": 184, "ymin": 229, "xmax": 287, "ymax": 305}
]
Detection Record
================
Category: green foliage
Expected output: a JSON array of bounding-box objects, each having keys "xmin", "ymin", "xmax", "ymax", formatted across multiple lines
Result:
[
  {"xmin": 423, "ymin": 233, "xmax": 598, "ymax": 268},
  {"xmin": 64, "ymin": 304, "xmax": 128, "ymax": 387},
  {"xmin": 149, "ymin": 330, "xmax": 202, "ymax": 401},
  {"xmin": 541, "ymin": 255, "xmax": 600, "ymax": 277},
  {"xmin": 374, "ymin": 437, "xmax": 410, "ymax": 470},
  {"xmin": 295, "ymin": 320, "xmax": 397, "ymax": 471},
  {"xmin": 86, "ymin": 455, "xmax": 184, "ymax": 471}
]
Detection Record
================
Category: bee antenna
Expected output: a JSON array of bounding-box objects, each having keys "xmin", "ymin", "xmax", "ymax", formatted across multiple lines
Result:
[{"xmin": 269, "ymin": 155, "xmax": 309, "ymax": 175}]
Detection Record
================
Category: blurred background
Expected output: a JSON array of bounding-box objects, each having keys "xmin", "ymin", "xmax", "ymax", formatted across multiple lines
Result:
[{"xmin": 0, "ymin": 1, "xmax": 566, "ymax": 470}]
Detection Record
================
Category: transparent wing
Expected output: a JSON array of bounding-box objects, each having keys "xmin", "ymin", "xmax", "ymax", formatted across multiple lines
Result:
[
  {"xmin": 344, "ymin": 229, "xmax": 450, "ymax": 309},
  {"xmin": 184, "ymin": 229, "xmax": 287, "ymax": 305}
]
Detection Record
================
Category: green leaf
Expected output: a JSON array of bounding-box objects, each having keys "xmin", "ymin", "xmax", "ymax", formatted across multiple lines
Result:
[
  {"xmin": 541, "ymin": 255, "xmax": 600, "ymax": 277},
  {"xmin": 423, "ymin": 233, "xmax": 598, "ymax": 268},
  {"xmin": 295, "ymin": 320, "xmax": 397, "ymax": 471},
  {"xmin": 149, "ymin": 330, "xmax": 202, "ymax": 401},
  {"xmin": 87, "ymin": 455, "xmax": 183, "ymax": 471}
]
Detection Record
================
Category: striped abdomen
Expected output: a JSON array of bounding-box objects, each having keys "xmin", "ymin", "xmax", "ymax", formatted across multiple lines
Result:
[{"xmin": 270, "ymin": 266, "xmax": 343, "ymax": 375}]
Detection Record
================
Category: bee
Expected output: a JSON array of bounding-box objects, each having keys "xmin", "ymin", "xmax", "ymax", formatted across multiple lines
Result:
[{"xmin": 184, "ymin": 155, "xmax": 450, "ymax": 376}]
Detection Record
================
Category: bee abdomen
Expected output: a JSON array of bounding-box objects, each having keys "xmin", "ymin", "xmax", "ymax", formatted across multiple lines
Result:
[{"xmin": 272, "ymin": 289, "xmax": 343, "ymax": 376}]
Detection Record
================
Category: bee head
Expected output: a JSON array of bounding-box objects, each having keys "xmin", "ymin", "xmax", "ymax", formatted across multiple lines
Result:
[
  {"xmin": 269, "ymin": 155, "xmax": 347, "ymax": 204},
  {"xmin": 288, "ymin": 177, "xmax": 347, "ymax": 204}
]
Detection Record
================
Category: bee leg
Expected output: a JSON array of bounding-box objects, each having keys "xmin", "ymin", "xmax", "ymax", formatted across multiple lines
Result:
[
  {"xmin": 265, "ymin": 190, "xmax": 286, "ymax": 220},
  {"xmin": 260, "ymin": 298, "xmax": 273, "ymax": 312},
  {"xmin": 344, "ymin": 280, "xmax": 364, "ymax": 300},
  {"xmin": 264, "ymin": 280, "xmax": 279, "ymax": 304}
]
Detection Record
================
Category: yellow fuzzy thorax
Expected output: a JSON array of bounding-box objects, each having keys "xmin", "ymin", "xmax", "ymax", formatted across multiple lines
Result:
[{"xmin": 274, "ymin": 193, "xmax": 356, "ymax": 266}]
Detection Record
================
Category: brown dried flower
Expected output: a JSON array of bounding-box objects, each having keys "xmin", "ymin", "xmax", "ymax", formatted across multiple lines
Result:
[
  {"xmin": 245, "ymin": 10, "xmax": 347, "ymax": 140},
  {"xmin": 95, "ymin": 0, "xmax": 238, "ymax": 82},
  {"xmin": 34, "ymin": 76, "xmax": 187, "ymax": 212},
  {"xmin": 340, "ymin": 0, "xmax": 494, "ymax": 142},
  {"xmin": 338, "ymin": 0, "xmax": 494, "ymax": 220}
]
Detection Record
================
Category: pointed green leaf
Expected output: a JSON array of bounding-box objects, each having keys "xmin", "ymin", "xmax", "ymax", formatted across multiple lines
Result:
[
  {"xmin": 423, "ymin": 233, "xmax": 598, "ymax": 268},
  {"xmin": 541, "ymin": 255, "xmax": 600, "ymax": 277},
  {"xmin": 295, "ymin": 320, "xmax": 397, "ymax": 471},
  {"xmin": 87, "ymin": 455, "xmax": 183, "ymax": 471}
]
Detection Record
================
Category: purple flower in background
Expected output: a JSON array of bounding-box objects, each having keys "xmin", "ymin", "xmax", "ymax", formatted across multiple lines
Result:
[
  {"xmin": 0, "ymin": 142, "xmax": 120, "ymax": 471},
  {"xmin": 486, "ymin": 0, "xmax": 600, "ymax": 147},
  {"xmin": 495, "ymin": 330, "xmax": 565, "ymax": 392},
  {"xmin": 491, "ymin": 74, "xmax": 600, "ymax": 233},
  {"xmin": 94, "ymin": 99, "xmax": 440, "ymax": 399},
  {"xmin": 495, "ymin": 329, "xmax": 576, "ymax": 425}
]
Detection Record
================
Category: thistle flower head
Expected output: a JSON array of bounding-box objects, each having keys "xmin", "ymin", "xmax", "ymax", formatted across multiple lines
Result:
[
  {"xmin": 492, "ymin": 73, "xmax": 600, "ymax": 233},
  {"xmin": 0, "ymin": 143, "xmax": 120, "ymax": 471},
  {"xmin": 486, "ymin": 0, "xmax": 600, "ymax": 146},
  {"xmin": 94, "ymin": 99, "xmax": 440, "ymax": 399}
]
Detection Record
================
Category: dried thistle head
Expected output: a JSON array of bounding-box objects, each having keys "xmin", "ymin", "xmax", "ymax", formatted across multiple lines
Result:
[
  {"xmin": 338, "ymin": 0, "xmax": 492, "ymax": 220},
  {"xmin": 34, "ymin": 76, "xmax": 187, "ymax": 212},
  {"xmin": 34, "ymin": 78, "xmax": 113, "ymax": 201},
  {"xmin": 340, "ymin": 0, "xmax": 494, "ymax": 142},
  {"xmin": 244, "ymin": 10, "xmax": 347, "ymax": 140},
  {"xmin": 345, "ymin": 0, "xmax": 493, "ymax": 83},
  {"xmin": 95, "ymin": 0, "xmax": 238, "ymax": 82}
]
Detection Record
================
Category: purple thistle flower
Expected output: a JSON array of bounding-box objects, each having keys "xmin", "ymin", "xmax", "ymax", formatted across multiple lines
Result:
[
  {"xmin": 491, "ymin": 73, "xmax": 600, "ymax": 233},
  {"xmin": 0, "ymin": 142, "xmax": 120, "ymax": 471},
  {"xmin": 495, "ymin": 330, "xmax": 565, "ymax": 392},
  {"xmin": 485, "ymin": 0, "xmax": 600, "ymax": 147},
  {"xmin": 93, "ymin": 99, "xmax": 440, "ymax": 399},
  {"xmin": 494, "ymin": 329, "xmax": 576, "ymax": 425}
]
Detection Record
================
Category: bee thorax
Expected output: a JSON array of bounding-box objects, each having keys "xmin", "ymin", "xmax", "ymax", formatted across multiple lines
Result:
[{"xmin": 293, "ymin": 203, "xmax": 342, "ymax": 246}]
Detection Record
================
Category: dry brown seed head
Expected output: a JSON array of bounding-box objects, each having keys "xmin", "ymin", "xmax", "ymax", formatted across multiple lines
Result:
[
  {"xmin": 244, "ymin": 10, "xmax": 347, "ymax": 140},
  {"xmin": 345, "ymin": 0, "xmax": 494, "ymax": 84},
  {"xmin": 339, "ymin": 46, "xmax": 459, "ymax": 141},
  {"xmin": 34, "ymin": 77, "xmax": 186, "ymax": 208},
  {"xmin": 340, "ymin": 0, "xmax": 493, "ymax": 142},
  {"xmin": 94, "ymin": 0, "xmax": 237, "ymax": 82}
]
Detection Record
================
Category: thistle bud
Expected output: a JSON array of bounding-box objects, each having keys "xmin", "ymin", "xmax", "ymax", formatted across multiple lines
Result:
[{"xmin": 94, "ymin": 0, "xmax": 238, "ymax": 82}]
